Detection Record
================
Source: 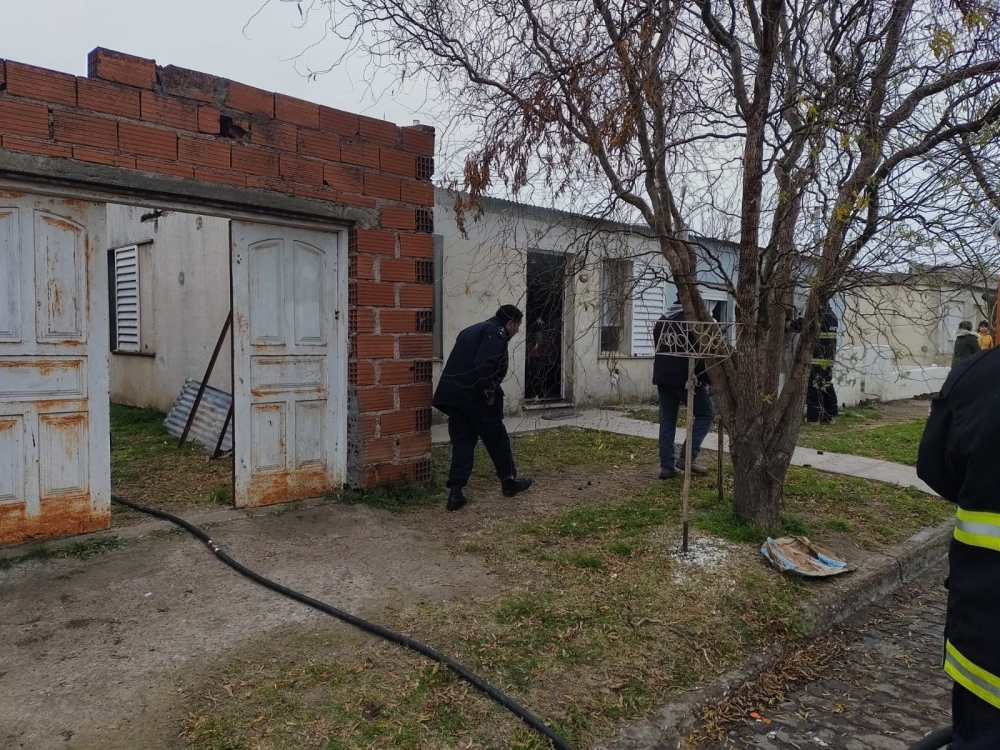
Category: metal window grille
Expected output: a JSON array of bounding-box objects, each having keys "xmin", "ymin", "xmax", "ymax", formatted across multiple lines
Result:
[
  {"xmin": 112, "ymin": 245, "xmax": 141, "ymax": 353},
  {"xmin": 600, "ymin": 259, "xmax": 631, "ymax": 353}
]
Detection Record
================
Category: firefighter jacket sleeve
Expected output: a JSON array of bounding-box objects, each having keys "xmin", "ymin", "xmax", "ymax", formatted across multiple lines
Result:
[{"xmin": 916, "ymin": 391, "xmax": 962, "ymax": 504}]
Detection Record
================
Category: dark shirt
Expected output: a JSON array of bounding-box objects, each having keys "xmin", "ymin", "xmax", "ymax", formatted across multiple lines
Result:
[
  {"xmin": 433, "ymin": 317, "xmax": 511, "ymax": 408},
  {"xmin": 952, "ymin": 331, "xmax": 981, "ymax": 368},
  {"xmin": 790, "ymin": 309, "xmax": 838, "ymax": 362},
  {"xmin": 652, "ymin": 307, "xmax": 708, "ymax": 388}
]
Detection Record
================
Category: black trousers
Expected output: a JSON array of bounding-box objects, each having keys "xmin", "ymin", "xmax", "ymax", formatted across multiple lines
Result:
[
  {"xmin": 952, "ymin": 682, "xmax": 1000, "ymax": 749},
  {"xmin": 806, "ymin": 363, "xmax": 839, "ymax": 422},
  {"xmin": 441, "ymin": 400, "xmax": 516, "ymax": 488}
]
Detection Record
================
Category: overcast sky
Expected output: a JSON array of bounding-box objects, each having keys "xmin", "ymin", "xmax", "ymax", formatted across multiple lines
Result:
[{"xmin": 0, "ymin": 0, "xmax": 436, "ymax": 128}]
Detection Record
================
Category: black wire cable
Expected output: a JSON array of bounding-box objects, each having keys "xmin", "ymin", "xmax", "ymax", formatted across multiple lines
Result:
[{"xmin": 111, "ymin": 495, "xmax": 575, "ymax": 750}]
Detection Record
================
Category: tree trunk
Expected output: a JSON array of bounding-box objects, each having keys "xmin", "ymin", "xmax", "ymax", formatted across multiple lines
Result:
[
  {"xmin": 720, "ymin": 342, "xmax": 808, "ymax": 528},
  {"xmin": 728, "ymin": 426, "xmax": 796, "ymax": 528}
]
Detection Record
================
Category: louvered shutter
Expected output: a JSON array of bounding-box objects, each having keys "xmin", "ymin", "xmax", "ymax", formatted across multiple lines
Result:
[
  {"xmin": 631, "ymin": 260, "xmax": 665, "ymax": 356},
  {"xmin": 113, "ymin": 245, "xmax": 140, "ymax": 353}
]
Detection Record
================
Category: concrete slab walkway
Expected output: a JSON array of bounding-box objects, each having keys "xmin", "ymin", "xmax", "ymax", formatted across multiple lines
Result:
[{"xmin": 431, "ymin": 409, "xmax": 935, "ymax": 495}]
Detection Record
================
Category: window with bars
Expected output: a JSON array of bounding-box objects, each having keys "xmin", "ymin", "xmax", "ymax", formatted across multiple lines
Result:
[{"xmin": 109, "ymin": 245, "xmax": 142, "ymax": 353}]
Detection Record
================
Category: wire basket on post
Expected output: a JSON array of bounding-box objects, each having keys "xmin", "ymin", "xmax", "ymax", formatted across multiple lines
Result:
[{"xmin": 655, "ymin": 319, "xmax": 738, "ymax": 553}]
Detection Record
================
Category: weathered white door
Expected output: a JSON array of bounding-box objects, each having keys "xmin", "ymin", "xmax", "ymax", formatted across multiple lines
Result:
[
  {"xmin": 0, "ymin": 193, "xmax": 109, "ymax": 545},
  {"xmin": 230, "ymin": 222, "xmax": 345, "ymax": 508}
]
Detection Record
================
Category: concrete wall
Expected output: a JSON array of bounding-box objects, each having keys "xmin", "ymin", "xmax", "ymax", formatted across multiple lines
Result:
[
  {"xmin": 107, "ymin": 206, "xmax": 231, "ymax": 411},
  {"xmin": 434, "ymin": 193, "xmax": 738, "ymax": 414},
  {"xmin": 842, "ymin": 284, "xmax": 986, "ymax": 368}
]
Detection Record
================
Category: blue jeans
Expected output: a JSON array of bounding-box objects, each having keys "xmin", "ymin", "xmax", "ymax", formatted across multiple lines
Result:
[{"xmin": 658, "ymin": 384, "xmax": 714, "ymax": 471}]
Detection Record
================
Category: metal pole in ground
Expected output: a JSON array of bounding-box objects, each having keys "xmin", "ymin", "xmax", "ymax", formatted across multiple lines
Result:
[{"xmin": 682, "ymin": 356, "xmax": 696, "ymax": 553}]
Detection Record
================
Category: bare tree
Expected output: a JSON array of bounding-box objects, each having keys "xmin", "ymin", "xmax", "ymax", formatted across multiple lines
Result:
[{"xmin": 283, "ymin": 0, "xmax": 1000, "ymax": 525}]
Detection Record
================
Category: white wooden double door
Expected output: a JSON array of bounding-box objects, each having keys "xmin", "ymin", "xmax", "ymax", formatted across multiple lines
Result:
[
  {"xmin": 0, "ymin": 195, "xmax": 110, "ymax": 545},
  {"xmin": 0, "ymin": 195, "xmax": 345, "ymax": 545},
  {"xmin": 230, "ymin": 221, "xmax": 346, "ymax": 508}
]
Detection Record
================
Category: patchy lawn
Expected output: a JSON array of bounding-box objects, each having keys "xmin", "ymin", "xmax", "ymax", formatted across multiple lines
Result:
[
  {"xmin": 797, "ymin": 402, "xmax": 927, "ymax": 465},
  {"xmin": 180, "ymin": 427, "xmax": 949, "ymax": 750},
  {"xmin": 110, "ymin": 403, "xmax": 233, "ymax": 524}
]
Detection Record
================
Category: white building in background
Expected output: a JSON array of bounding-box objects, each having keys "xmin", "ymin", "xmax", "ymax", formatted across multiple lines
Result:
[
  {"xmin": 104, "ymin": 192, "xmax": 739, "ymax": 416},
  {"xmin": 835, "ymin": 267, "xmax": 995, "ymax": 405},
  {"xmin": 106, "ymin": 205, "xmax": 232, "ymax": 411},
  {"xmin": 432, "ymin": 189, "xmax": 739, "ymax": 415}
]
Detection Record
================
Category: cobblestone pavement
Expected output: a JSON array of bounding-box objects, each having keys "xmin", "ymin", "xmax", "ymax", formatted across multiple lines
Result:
[{"xmin": 704, "ymin": 562, "xmax": 952, "ymax": 750}]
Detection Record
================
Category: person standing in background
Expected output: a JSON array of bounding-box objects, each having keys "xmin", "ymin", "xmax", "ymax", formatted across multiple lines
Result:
[
  {"xmin": 953, "ymin": 321, "xmax": 981, "ymax": 369},
  {"xmin": 978, "ymin": 320, "xmax": 993, "ymax": 351}
]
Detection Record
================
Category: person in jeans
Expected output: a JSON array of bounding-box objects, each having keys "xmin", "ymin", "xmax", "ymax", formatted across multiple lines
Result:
[{"xmin": 652, "ymin": 299, "xmax": 714, "ymax": 479}]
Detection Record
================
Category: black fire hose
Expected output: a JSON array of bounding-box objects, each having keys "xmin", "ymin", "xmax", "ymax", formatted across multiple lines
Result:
[
  {"xmin": 111, "ymin": 495, "xmax": 575, "ymax": 750},
  {"xmin": 908, "ymin": 727, "xmax": 953, "ymax": 750}
]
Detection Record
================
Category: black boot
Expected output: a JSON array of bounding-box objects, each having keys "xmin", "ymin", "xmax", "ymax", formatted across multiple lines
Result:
[
  {"xmin": 501, "ymin": 476, "xmax": 533, "ymax": 497},
  {"xmin": 446, "ymin": 486, "xmax": 468, "ymax": 512}
]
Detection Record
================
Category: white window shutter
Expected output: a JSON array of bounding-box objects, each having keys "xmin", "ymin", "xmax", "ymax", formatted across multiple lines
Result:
[
  {"xmin": 114, "ymin": 245, "xmax": 140, "ymax": 353},
  {"xmin": 631, "ymin": 260, "xmax": 664, "ymax": 357}
]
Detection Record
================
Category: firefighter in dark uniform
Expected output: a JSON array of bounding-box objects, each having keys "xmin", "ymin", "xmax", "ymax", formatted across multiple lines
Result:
[
  {"xmin": 918, "ymin": 347, "xmax": 1000, "ymax": 749},
  {"xmin": 433, "ymin": 305, "xmax": 533, "ymax": 511},
  {"xmin": 791, "ymin": 304, "xmax": 840, "ymax": 423}
]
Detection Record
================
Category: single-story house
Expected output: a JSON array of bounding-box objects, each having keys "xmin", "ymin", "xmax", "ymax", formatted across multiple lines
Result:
[
  {"xmin": 835, "ymin": 266, "xmax": 996, "ymax": 404},
  {"xmin": 107, "ymin": 190, "xmax": 742, "ymax": 418}
]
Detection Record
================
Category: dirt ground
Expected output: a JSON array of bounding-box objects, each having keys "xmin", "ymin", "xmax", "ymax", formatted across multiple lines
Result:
[
  {"xmin": 1, "ymin": 462, "xmax": 660, "ymax": 750},
  {"xmin": 0, "ymin": 500, "xmax": 501, "ymax": 750},
  {"xmin": 0, "ymin": 401, "xmax": 937, "ymax": 749},
  {"xmin": 0, "ymin": 453, "xmax": 921, "ymax": 750}
]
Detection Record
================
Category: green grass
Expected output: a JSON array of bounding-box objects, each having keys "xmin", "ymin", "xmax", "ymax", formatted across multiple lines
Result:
[
  {"xmin": 334, "ymin": 427, "xmax": 658, "ymax": 512},
  {"xmin": 110, "ymin": 403, "xmax": 234, "ymax": 515},
  {"xmin": 1, "ymin": 535, "xmax": 122, "ymax": 568},
  {"xmin": 797, "ymin": 409, "xmax": 926, "ymax": 466},
  {"xmin": 179, "ymin": 423, "xmax": 950, "ymax": 750}
]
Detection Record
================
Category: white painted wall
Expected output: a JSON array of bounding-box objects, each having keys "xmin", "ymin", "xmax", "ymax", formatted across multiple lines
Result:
[
  {"xmin": 434, "ymin": 192, "xmax": 738, "ymax": 414},
  {"xmin": 106, "ymin": 206, "xmax": 231, "ymax": 411}
]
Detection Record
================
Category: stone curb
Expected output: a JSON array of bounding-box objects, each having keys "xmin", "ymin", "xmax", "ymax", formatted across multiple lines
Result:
[{"xmin": 595, "ymin": 517, "xmax": 954, "ymax": 750}]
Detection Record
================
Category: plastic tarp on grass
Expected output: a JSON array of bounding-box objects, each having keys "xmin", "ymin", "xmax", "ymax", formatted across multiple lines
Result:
[{"xmin": 761, "ymin": 536, "xmax": 852, "ymax": 577}]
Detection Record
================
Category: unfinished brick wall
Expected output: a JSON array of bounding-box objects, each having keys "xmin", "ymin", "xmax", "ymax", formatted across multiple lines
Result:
[{"xmin": 0, "ymin": 47, "xmax": 435, "ymax": 488}]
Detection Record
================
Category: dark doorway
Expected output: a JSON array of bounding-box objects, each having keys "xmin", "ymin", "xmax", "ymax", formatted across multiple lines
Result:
[{"xmin": 524, "ymin": 251, "xmax": 567, "ymax": 402}]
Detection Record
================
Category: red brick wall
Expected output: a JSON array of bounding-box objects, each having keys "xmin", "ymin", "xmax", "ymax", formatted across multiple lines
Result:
[{"xmin": 0, "ymin": 48, "xmax": 435, "ymax": 488}]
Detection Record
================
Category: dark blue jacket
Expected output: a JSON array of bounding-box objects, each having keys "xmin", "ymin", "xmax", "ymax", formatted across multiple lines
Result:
[
  {"xmin": 433, "ymin": 317, "xmax": 511, "ymax": 409},
  {"xmin": 917, "ymin": 347, "xmax": 1000, "ymax": 707},
  {"xmin": 652, "ymin": 306, "xmax": 708, "ymax": 388}
]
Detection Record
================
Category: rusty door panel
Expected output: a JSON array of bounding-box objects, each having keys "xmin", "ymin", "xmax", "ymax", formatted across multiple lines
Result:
[
  {"xmin": 231, "ymin": 222, "xmax": 344, "ymax": 508},
  {"xmin": 0, "ymin": 196, "xmax": 109, "ymax": 546}
]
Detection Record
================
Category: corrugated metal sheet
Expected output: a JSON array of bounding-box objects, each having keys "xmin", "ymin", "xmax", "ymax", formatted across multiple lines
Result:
[{"xmin": 164, "ymin": 379, "xmax": 233, "ymax": 454}]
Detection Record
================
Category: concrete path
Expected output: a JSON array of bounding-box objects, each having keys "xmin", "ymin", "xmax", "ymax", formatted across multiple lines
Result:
[{"xmin": 431, "ymin": 409, "xmax": 935, "ymax": 495}]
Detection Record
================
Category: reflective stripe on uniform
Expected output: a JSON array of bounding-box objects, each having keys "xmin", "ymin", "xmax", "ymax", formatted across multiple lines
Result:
[
  {"xmin": 945, "ymin": 639, "xmax": 1000, "ymax": 710},
  {"xmin": 954, "ymin": 507, "xmax": 1000, "ymax": 553},
  {"xmin": 811, "ymin": 358, "xmax": 835, "ymax": 367},
  {"xmin": 818, "ymin": 332, "xmax": 837, "ymax": 339}
]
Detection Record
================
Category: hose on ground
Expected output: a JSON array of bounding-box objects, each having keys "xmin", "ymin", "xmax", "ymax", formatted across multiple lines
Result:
[
  {"xmin": 111, "ymin": 494, "xmax": 575, "ymax": 750},
  {"xmin": 908, "ymin": 726, "xmax": 952, "ymax": 750}
]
